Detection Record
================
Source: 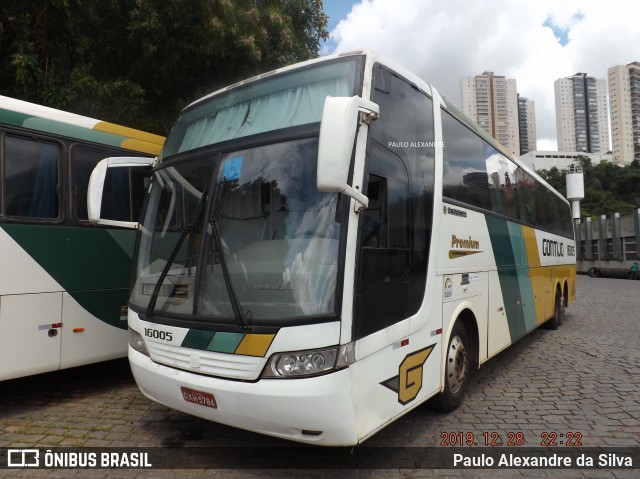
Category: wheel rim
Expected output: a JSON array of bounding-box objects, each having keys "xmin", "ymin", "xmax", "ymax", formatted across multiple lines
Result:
[{"xmin": 446, "ymin": 335, "xmax": 467, "ymax": 394}]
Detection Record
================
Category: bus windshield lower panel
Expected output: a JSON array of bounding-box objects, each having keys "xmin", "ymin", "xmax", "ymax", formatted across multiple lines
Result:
[{"xmin": 131, "ymin": 137, "xmax": 342, "ymax": 324}]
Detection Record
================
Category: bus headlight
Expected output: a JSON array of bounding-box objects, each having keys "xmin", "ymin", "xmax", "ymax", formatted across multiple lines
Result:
[
  {"xmin": 262, "ymin": 343, "xmax": 354, "ymax": 378},
  {"xmin": 129, "ymin": 327, "xmax": 150, "ymax": 357}
]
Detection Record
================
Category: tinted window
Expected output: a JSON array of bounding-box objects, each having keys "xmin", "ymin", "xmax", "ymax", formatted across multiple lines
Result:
[
  {"xmin": 356, "ymin": 146, "xmax": 411, "ymax": 338},
  {"xmin": 101, "ymin": 166, "xmax": 148, "ymax": 222},
  {"xmin": 354, "ymin": 65, "xmax": 435, "ymax": 339},
  {"xmin": 4, "ymin": 135, "xmax": 60, "ymax": 218},
  {"xmin": 71, "ymin": 146, "xmax": 149, "ymax": 223},
  {"xmin": 441, "ymin": 109, "xmax": 573, "ymax": 239},
  {"xmin": 442, "ymin": 111, "xmax": 491, "ymax": 210},
  {"xmin": 485, "ymin": 144, "xmax": 519, "ymax": 218}
]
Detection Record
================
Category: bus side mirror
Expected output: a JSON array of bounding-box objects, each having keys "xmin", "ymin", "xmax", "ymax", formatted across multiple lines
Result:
[
  {"xmin": 88, "ymin": 156, "xmax": 155, "ymax": 228},
  {"xmin": 317, "ymin": 96, "xmax": 379, "ymax": 209}
]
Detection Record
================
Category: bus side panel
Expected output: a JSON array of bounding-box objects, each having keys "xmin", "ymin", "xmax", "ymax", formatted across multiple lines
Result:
[
  {"xmin": 441, "ymin": 272, "xmax": 489, "ymax": 367},
  {"xmin": 486, "ymin": 217, "xmax": 555, "ymax": 344},
  {"xmin": 351, "ymin": 322, "xmax": 442, "ymax": 442},
  {"xmin": 485, "ymin": 220, "xmax": 543, "ymax": 358},
  {"xmin": 487, "ymin": 270, "xmax": 512, "ymax": 358},
  {"xmin": 0, "ymin": 293, "xmax": 62, "ymax": 380},
  {"xmin": 0, "ymin": 224, "xmax": 134, "ymax": 379},
  {"xmin": 532, "ymin": 228, "xmax": 577, "ymax": 310},
  {"xmin": 60, "ymin": 291, "xmax": 128, "ymax": 369},
  {"xmin": 522, "ymin": 229, "xmax": 554, "ymax": 325},
  {"xmin": 436, "ymin": 206, "xmax": 498, "ymax": 362},
  {"xmin": 0, "ymin": 226, "xmax": 61, "ymax": 295}
]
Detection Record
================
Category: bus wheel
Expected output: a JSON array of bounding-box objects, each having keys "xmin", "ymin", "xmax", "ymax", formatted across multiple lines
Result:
[
  {"xmin": 545, "ymin": 289, "xmax": 564, "ymax": 330},
  {"xmin": 431, "ymin": 321, "xmax": 470, "ymax": 412}
]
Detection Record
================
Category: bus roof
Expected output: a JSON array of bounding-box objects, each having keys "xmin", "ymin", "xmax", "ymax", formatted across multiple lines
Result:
[{"xmin": 0, "ymin": 96, "xmax": 164, "ymax": 156}]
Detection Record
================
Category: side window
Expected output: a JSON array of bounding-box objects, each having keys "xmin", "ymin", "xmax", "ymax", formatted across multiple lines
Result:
[
  {"xmin": 354, "ymin": 65, "xmax": 434, "ymax": 340},
  {"xmin": 360, "ymin": 174, "xmax": 387, "ymax": 248},
  {"xmin": 72, "ymin": 146, "xmax": 113, "ymax": 220},
  {"xmin": 355, "ymin": 144, "xmax": 410, "ymax": 339},
  {"xmin": 514, "ymin": 168, "xmax": 538, "ymax": 225},
  {"xmin": 71, "ymin": 146, "xmax": 149, "ymax": 223},
  {"xmin": 552, "ymin": 194, "xmax": 573, "ymax": 239},
  {"xmin": 360, "ymin": 165, "xmax": 408, "ymax": 250},
  {"xmin": 4, "ymin": 135, "xmax": 60, "ymax": 219},
  {"xmin": 484, "ymin": 145, "xmax": 519, "ymax": 219},
  {"xmin": 440, "ymin": 111, "xmax": 573, "ymax": 239},
  {"xmin": 101, "ymin": 167, "xmax": 147, "ymax": 222},
  {"xmin": 442, "ymin": 110, "xmax": 491, "ymax": 210}
]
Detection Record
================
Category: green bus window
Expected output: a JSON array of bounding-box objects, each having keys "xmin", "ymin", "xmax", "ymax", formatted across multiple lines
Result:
[
  {"xmin": 72, "ymin": 146, "xmax": 151, "ymax": 223},
  {"xmin": 4, "ymin": 136, "xmax": 60, "ymax": 219}
]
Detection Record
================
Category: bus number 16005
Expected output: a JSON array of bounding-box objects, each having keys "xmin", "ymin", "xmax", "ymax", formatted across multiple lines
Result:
[{"xmin": 144, "ymin": 328, "xmax": 173, "ymax": 342}]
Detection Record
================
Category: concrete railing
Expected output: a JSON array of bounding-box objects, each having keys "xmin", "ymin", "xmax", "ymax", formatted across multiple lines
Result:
[{"xmin": 575, "ymin": 208, "xmax": 640, "ymax": 279}]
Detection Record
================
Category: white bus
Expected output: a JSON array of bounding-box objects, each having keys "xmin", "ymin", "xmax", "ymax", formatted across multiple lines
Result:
[
  {"xmin": 0, "ymin": 96, "xmax": 164, "ymax": 381},
  {"xmin": 89, "ymin": 51, "xmax": 576, "ymax": 445}
]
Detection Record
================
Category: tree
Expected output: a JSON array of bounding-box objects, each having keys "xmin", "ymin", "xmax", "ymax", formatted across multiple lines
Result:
[
  {"xmin": 537, "ymin": 166, "xmax": 565, "ymax": 195},
  {"xmin": 0, "ymin": 0, "xmax": 328, "ymax": 133},
  {"xmin": 536, "ymin": 155, "xmax": 640, "ymax": 218}
]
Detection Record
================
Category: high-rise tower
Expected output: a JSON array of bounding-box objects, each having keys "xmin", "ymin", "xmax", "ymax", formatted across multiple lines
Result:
[
  {"xmin": 461, "ymin": 71, "xmax": 520, "ymax": 156},
  {"xmin": 608, "ymin": 62, "xmax": 640, "ymax": 165},
  {"xmin": 517, "ymin": 94, "xmax": 537, "ymax": 155},
  {"xmin": 554, "ymin": 73, "xmax": 609, "ymax": 154}
]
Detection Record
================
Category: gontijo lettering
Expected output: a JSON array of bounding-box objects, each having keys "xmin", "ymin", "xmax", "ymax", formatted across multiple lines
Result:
[{"xmin": 542, "ymin": 238, "xmax": 565, "ymax": 257}]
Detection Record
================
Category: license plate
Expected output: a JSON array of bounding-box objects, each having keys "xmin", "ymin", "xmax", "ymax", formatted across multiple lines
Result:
[{"xmin": 180, "ymin": 387, "xmax": 217, "ymax": 409}]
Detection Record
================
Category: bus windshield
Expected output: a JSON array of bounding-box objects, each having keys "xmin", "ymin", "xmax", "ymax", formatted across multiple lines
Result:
[
  {"xmin": 132, "ymin": 57, "xmax": 363, "ymax": 325},
  {"xmin": 132, "ymin": 135, "xmax": 343, "ymax": 323}
]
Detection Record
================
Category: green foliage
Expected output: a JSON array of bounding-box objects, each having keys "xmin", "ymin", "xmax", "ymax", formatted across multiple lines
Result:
[
  {"xmin": 536, "ymin": 155, "xmax": 640, "ymax": 218},
  {"xmin": 0, "ymin": 0, "xmax": 328, "ymax": 134}
]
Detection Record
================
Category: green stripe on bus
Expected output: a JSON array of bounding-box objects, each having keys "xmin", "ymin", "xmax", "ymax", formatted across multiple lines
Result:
[
  {"xmin": 1, "ymin": 224, "xmax": 135, "ymax": 329},
  {"xmin": 180, "ymin": 330, "xmax": 275, "ymax": 356},
  {"xmin": 207, "ymin": 332, "xmax": 244, "ymax": 353},
  {"xmin": 510, "ymin": 224, "xmax": 538, "ymax": 332},
  {"xmin": 485, "ymin": 216, "xmax": 527, "ymax": 341},
  {"xmin": 23, "ymin": 118, "xmax": 127, "ymax": 148},
  {"xmin": 182, "ymin": 329, "xmax": 215, "ymax": 350},
  {"xmin": 71, "ymin": 289, "xmax": 129, "ymax": 328},
  {"xmin": 0, "ymin": 110, "xmax": 32, "ymax": 128}
]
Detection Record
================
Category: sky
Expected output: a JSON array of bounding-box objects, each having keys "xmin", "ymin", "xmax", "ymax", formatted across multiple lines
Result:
[{"xmin": 321, "ymin": 0, "xmax": 640, "ymax": 151}]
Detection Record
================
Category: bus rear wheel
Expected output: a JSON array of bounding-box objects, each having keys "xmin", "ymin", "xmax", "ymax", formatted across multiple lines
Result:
[
  {"xmin": 431, "ymin": 321, "xmax": 470, "ymax": 412},
  {"xmin": 545, "ymin": 289, "xmax": 564, "ymax": 330}
]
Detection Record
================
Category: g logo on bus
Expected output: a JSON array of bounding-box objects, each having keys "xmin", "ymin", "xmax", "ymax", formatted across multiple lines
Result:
[{"xmin": 380, "ymin": 344, "xmax": 435, "ymax": 405}]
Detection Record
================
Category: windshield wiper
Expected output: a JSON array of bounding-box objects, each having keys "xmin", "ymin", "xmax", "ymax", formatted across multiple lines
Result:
[
  {"xmin": 208, "ymin": 178, "xmax": 251, "ymax": 332},
  {"xmin": 144, "ymin": 184, "xmax": 208, "ymax": 320}
]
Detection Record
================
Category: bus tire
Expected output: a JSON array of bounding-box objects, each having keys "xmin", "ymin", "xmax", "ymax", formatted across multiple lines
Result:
[
  {"xmin": 545, "ymin": 288, "xmax": 564, "ymax": 330},
  {"xmin": 431, "ymin": 321, "xmax": 471, "ymax": 412}
]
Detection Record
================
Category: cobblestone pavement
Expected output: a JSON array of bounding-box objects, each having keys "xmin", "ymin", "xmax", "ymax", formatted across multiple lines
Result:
[{"xmin": 1, "ymin": 276, "xmax": 638, "ymax": 478}]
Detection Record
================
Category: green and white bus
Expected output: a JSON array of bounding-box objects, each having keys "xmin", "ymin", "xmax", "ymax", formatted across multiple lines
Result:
[
  {"xmin": 89, "ymin": 52, "xmax": 576, "ymax": 445},
  {"xmin": 0, "ymin": 96, "xmax": 164, "ymax": 381}
]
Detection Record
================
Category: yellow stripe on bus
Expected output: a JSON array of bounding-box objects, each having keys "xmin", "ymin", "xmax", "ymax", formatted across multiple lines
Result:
[
  {"xmin": 235, "ymin": 334, "xmax": 276, "ymax": 357},
  {"xmin": 120, "ymin": 138, "xmax": 163, "ymax": 156},
  {"xmin": 521, "ymin": 226, "xmax": 541, "ymax": 267},
  {"xmin": 522, "ymin": 226, "xmax": 550, "ymax": 324},
  {"xmin": 94, "ymin": 121, "xmax": 165, "ymax": 146}
]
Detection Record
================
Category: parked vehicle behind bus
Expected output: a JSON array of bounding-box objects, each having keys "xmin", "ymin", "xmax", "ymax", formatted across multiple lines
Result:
[{"xmin": 0, "ymin": 96, "xmax": 164, "ymax": 381}]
